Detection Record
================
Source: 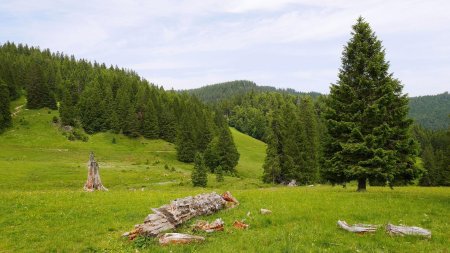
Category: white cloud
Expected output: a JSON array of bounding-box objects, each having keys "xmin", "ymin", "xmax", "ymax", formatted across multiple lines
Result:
[{"xmin": 0, "ymin": 0, "xmax": 449, "ymax": 95}]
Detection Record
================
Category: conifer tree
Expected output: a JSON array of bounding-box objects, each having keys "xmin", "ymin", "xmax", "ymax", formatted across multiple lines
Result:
[
  {"xmin": 204, "ymin": 138, "xmax": 220, "ymax": 172},
  {"xmin": 323, "ymin": 17, "xmax": 419, "ymax": 191},
  {"xmin": 141, "ymin": 100, "xmax": 159, "ymax": 139},
  {"xmin": 215, "ymin": 120, "xmax": 239, "ymax": 173},
  {"xmin": 263, "ymin": 113, "xmax": 282, "ymax": 183},
  {"xmin": 176, "ymin": 112, "xmax": 196, "ymax": 162},
  {"xmin": 0, "ymin": 80, "xmax": 12, "ymax": 133},
  {"xmin": 191, "ymin": 152, "xmax": 207, "ymax": 187},
  {"xmin": 298, "ymin": 97, "xmax": 319, "ymax": 183},
  {"xmin": 215, "ymin": 165, "xmax": 224, "ymax": 182}
]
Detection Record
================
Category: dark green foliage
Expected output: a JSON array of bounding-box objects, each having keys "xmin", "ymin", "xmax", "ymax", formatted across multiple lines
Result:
[
  {"xmin": 176, "ymin": 112, "xmax": 197, "ymax": 162},
  {"xmin": 323, "ymin": 17, "xmax": 419, "ymax": 190},
  {"xmin": 0, "ymin": 80, "xmax": 12, "ymax": 133},
  {"xmin": 263, "ymin": 114, "xmax": 282, "ymax": 183},
  {"xmin": 204, "ymin": 138, "xmax": 220, "ymax": 172},
  {"xmin": 215, "ymin": 119, "xmax": 240, "ymax": 174},
  {"xmin": 191, "ymin": 153, "xmax": 208, "ymax": 187},
  {"xmin": 26, "ymin": 58, "xmax": 57, "ymax": 109},
  {"xmin": 185, "ymin": 80, "xmax": 321, "ymax": 103},
  {"xmin": 0, "ymin": 42, "xmax": 237, "ymax": 164},
  {"xmin": 215, "ymin": 165, "xmax": 224, "ymax": 182},
  {"xmin": 112, "ymin": 137, "xmax": 116, "ymax": 144},
  {"xmin": 414, "ymin": 124, "xmax": 450, "ymax": 186},
  {"xmin": 409, "ymin": 92, "xmax": 450, "ymax": 130}
]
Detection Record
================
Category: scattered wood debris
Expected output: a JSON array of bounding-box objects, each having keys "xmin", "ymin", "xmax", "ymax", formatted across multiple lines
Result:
[
  {"xmin": 260, "ymin": 208, "xmax": 272, "ymax": 215},
  {"xmin": 233, "ymin": 220, "xmax": 249, "ymax": 229},
  {"xmin": 124, "ymin": 191, "xmax": 239, "ymax": 239},
  {"xmin": 386, "ymin": 224, "xmax": 431, "ymax": 238},
  {"xmin": 192, "ymin": 218, "xmax": 224, "ymax": 232},
  {"xmin": 158, "ymin": 233, "xmax": 205, "ymax": 245},
  {"xmin": 337, "ymin": 220, "xmax": 377, "ymax": 233}
]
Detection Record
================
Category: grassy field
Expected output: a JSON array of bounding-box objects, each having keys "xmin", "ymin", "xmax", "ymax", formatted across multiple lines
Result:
[{"xmin": 0, "ymin": 103, "xmax": 449, "ymax": 252}]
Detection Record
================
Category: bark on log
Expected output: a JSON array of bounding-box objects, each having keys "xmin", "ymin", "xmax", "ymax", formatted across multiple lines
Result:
[
  {"xmin": 337, "ymin": 220, "xmax": 377, "ymax": 233},
  {"xmin": 233, "ymin": 220, "xmax": 249, "ymax": 229},
  {"xmin": 159, "ymin": 233, "xmax": 205, "ymax": 245},
  {"xmin": 84, "ymin": 152, "xmax": 108, "ymax": 191},
  {"xmin": 386, "ymin": 224, "xmax": 431, "ymax": 238},
  {"xmin": 125, "ymin": 191, "xmax": 238, "ymax": 239}
]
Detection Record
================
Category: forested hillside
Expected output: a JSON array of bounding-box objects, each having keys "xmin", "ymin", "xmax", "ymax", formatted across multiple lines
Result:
[
  {"xmin": 184, "ymin": 80, "xmax": 321, "ymax": 103},
  {"xmin": 0, "ymin": 42, "xmax": 237, "ymax": 171},
  {"xmin": 409, "ymin": 92, "xmax": 450, "ymax": 130}
]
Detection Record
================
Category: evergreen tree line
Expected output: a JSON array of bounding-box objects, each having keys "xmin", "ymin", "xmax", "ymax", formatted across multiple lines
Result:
[
  {"xmin": 215, "ymin": 91, "xmax": 323, "ymax": 185},
  {"xmin": 0, "ymin": 42, "xmax": 239, "ymax": 170},
  {"xmin": 413, "ymin": 124, "xmax": 450, "ymax": 186}
]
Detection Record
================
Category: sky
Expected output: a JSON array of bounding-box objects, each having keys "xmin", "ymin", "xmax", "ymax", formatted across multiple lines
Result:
[{"xmin": 0, "ymin": 0, "xmax": 449, "ymax": 96}]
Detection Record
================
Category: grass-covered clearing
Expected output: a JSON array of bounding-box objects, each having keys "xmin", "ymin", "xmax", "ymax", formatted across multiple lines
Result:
[{"xmin": 0, "ymin": 104, "xmax": 449, "ymax": 252}]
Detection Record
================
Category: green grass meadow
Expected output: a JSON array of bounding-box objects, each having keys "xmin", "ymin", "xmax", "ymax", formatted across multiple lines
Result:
[{"xmin": 0, "ymin": 105, "xmax": 449, "ymax": 252}]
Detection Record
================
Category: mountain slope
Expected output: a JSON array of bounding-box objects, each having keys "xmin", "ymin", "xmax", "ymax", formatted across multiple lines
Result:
[
  {"xmin": 408, "ymin": 92, "xmax": 450, "ymax": 130},
  {"xmin": 183, "ymin": 80, "xmax": 321, "ymax": 103}
]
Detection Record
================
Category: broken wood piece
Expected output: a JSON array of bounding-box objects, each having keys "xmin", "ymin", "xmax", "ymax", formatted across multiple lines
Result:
[
  {"xmin": 233, "ymin": 220, "xmax": 249, "ymax": 229},
  {"xmin": 159, "ymin": 233, "xmax": 205, "ymax": 245},
  {"xmin": 337, "ymin": 220, "xmax": 377, "ymax": 233},
  {"xmin": 124, "ymin": 191, "xmax": 239, "ymax": 239},
  {"xmin": 260, "ymin": 208, "xmax": 272, "ymax": 215},
  {"xmin": 222, "ymin": 191, "xmax": 239, "ymax": 208},
  {"xmin": 386, "ymin": 224, "xmax": 431, "ymax": 238},
  {"xmin": 192, "ymin": 218, "xmax": 224, "ymax": 232}
]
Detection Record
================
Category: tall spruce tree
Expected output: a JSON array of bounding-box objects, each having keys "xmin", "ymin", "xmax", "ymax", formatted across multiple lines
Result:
[
  {"xmin": 0, "ymin": 80, "xmax": 12, "ymax": 133},
  {"xmin": 191, "ymin": 152, "xmax": 207, "ymax": 187},
  {"xmin": 263, "ymin": 112, "xmax": 283, "ymax": 183},
  {"xmin": 323, "ymin": 17, "xmax": 418, "ymax": 191},
  {"xmin": 176, "ymin": 112, "xmax": 196, "ymax": 162}
]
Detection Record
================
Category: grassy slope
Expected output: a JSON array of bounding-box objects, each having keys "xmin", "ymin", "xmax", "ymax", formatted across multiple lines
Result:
[
  {"xmin": 0, "ymin": 103, "xmax": 449, "ymax": 252},
  {"xmin": 231, "ymin": 127, "xmax": 266, "ymax": 180}
]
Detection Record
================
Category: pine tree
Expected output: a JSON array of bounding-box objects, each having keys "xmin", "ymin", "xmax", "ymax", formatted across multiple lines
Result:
[
  {"xmin": 215, "ymin": 120, "xmax": 240, "ymax": 173},
  {"xmin": 0, "ymin": 80, "xmax": 12, "ymax": 133},
  {"xmin": 215, "ymin": 165, "xmax": 224, "ymax": 182},
  {"xmin": 141, "ymin": 100, "xmax": 159, "ymax": 139},
  {"xmin": 263, "ymin": 113, "xmax": 282, "ymax": 183},
  {"xmin": 191, "ymin": 152, "xmax": 207, "ymax": 187},
  {"xmin": 298, "ymin": 96, "xmax": 319, "ymax": 184},
  {"xmin": 176, "ymin": 112, "xmax": 196, "ymax": 162},
  {"xmin": 323, "ymin": 17, "xmax": 419, "ymax": 191},
  {"xmin": 204, "ymin": 138, "xmax": 220, "ymax": 172}
]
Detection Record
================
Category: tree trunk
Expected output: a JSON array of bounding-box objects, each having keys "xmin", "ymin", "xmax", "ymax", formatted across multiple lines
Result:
[
  {"xmin": 357, "ymin": 178, "xmax": 366, "ymax": 192},
  {"xmin": 123, "ymin": 191, "xmax": 239, "ymax": 239},
  {"xmin": 84, "ymin": 152, "xmax": 108, "ymax": 191}
]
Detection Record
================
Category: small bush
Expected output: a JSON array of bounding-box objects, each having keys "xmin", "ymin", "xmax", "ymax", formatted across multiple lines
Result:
[
  {"xmin": 112, "ymin": 137, "xmax": 116, "ymax": 144},
  {"xmin": 52, "ymin": 116, "xmax": 59, "ymax": 124}
]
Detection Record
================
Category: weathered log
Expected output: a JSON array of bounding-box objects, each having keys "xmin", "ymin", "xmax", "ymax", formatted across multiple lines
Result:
[
  {"xmin": 159, "ymin": 233, "xmax": 205, "ymax": 245},
  {"xmin": 84, "ymin": 152, "xmax": 108, "ymax": 191},
  {"xmin": 386, "ymin": 224, "xmax": 431, "ymax": 238},
  {"xmin": 337, "ymin": 220, "xmax": 377, "ymax": 233},
  {"xmin": 192, "ymin": 218, "xmax": 224, "ymax": 232},
  {"xmin": 125, "ymin": 191, "xmax": 238, "ymax": 239}
]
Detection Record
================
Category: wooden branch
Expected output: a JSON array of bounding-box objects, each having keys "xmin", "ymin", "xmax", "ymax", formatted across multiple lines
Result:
[
  {"xmin": 337, "ymin": 220, "xmax": 377, "ymax": 233},
  {"xmin": 386, "ymin": 224, "xmax": 431, "ymax": 238},
  {"xmin": 124, "ymin": 191, "xmax": 238, "ymax": 239},
  {"xmin": 233, "ymin": 220, "xmax": 249, "ymax": 229},
  {"xmin": 159, "ymin": 233, "xmax": 205, "ymax": 245}
]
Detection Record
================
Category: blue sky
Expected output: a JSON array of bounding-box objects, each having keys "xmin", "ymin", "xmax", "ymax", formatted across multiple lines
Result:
[{"xmin": 1, "ymin": 0, "xmax": 449, "ymax": 96}]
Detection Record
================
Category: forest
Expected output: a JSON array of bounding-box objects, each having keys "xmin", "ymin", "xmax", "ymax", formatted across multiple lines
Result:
[{"xmin": 0, "ymin": 42, "xmax": 238, "ymax": 176}]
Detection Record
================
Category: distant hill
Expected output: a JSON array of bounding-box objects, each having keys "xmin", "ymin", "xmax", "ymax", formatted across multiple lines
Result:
[
  {"xmin": 183, "ymin": 80, "xmax": 322, "ymax": 103},
  {"xmin": 409, "ymin": 92, "xmax": 450, "ymax": 130},
  {"xmin": 184, "ymin": 81, "xmax": 449, "ymax": 130}
]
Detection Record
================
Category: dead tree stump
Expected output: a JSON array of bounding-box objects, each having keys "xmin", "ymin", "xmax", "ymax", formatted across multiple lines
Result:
[{"xmin": 84, "ymin": 152, "xmax": 108, "ymax": 191}]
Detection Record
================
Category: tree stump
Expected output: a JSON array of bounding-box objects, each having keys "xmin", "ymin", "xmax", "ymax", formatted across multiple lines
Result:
[
  {"xmin": 84, "ymin": 152, "xmax": 108, "ymax": 191},
  {"xmin": 124, "ymin": 191, "xmax": 238, "ymax": 239}
]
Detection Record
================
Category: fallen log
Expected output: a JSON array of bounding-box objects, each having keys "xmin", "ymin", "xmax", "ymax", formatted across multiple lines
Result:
[
  {"xmin": 337, "ymin": 220, "xmax": 377, "ymax": 233},
  {"xmin": 192, "ymin": 218, "xmax": 224, "ymax": 232},
  {"xmin": 159, "ymin": 233, "xmax": 205, "ymax": 245},
  {"xmin": 386, "ymin": 224, "xmax": 431, "ymax": 238},
  {"xmin": 124, "ymin": 191, "xmax": 238, "ymax": 239}
]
